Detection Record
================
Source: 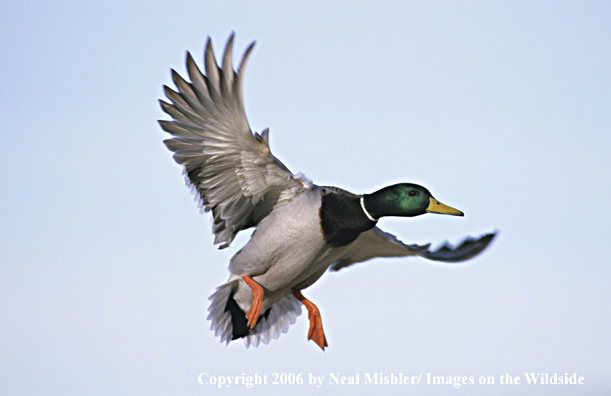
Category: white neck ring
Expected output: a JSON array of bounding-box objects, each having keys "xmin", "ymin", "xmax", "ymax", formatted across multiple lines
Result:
[{"xmin": 360, "ymin": 197, "xmax": 378, "ymax": 222}]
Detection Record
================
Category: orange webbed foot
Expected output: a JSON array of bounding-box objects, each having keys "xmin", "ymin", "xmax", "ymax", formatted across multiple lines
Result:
[
  {"xmin": 242, "ymin": 275, "xmax": 264, "ymax": 329},
  {"xmin": 292, "ymin": 289, "xmax": 328, "ymax": 350}
]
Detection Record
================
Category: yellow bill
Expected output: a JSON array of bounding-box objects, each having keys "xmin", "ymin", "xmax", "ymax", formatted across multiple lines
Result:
[{"xmin": 426, "ymin": 197, "xmax": 464, "ymax": 216}]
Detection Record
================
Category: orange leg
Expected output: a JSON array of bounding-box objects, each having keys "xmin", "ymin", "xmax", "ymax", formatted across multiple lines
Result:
[
  {"xmin": 242, "ymin": 275, "xmax": 264, "ymax": 329},
  {"xmin": 292, "ymin": 289, "xmax": 328, "ymax": 350}
]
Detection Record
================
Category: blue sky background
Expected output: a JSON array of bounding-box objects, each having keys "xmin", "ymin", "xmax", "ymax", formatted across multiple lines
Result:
[{"xmin": 1, "ymin": 1, "xmax": 610, "ymax": 395}]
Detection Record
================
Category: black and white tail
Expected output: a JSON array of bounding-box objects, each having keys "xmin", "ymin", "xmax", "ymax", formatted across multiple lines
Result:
[{"xmin": 207, "ymin": 281, "xmax": 302, "ymax": 347}]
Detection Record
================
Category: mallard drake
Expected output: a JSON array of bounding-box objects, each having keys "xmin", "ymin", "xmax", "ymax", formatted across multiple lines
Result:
[{"xmin": 159, "ymin": 34, "xmax": 495, "ymax": 350}]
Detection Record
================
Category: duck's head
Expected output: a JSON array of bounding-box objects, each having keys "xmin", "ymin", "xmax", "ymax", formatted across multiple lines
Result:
[{"xmin": 362, "ymin": 183, "xmax": 464, "ymax": 220}]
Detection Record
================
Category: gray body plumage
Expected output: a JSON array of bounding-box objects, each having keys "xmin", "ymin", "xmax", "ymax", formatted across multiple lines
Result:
[
  {"xmin": 159, "ymin": 34, "xmax": 495, "ymax": 347},
  {"xmin": 229, "ymin": 187, "xmax": 355, "ymax": 313}
]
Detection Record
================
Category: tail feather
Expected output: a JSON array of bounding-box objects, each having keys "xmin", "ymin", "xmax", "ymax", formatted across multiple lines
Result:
[
  {"xmin": 207, "ymin": 281, "xmax": 302, "ymax": 347},
  {"xmin": 207, "ymin": 284, "xmax": 234, "ymax": 344}
]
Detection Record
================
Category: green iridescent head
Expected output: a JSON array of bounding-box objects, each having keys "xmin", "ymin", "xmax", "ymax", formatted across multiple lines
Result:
[{"xmin": 362, "ymin": 183, "xmax": 464, "ymax": 220}]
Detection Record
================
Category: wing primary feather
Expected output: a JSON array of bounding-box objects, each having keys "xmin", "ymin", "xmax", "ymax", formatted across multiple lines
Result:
[
  {"xmin": 204, "ymin": 37, "xmax": 221, "ymax": 94},
  {"xmin": 234, "ymin": 42, "xmax": 256, "ymax": 113},
  {"xmin": 159, "ymin": 100, "xmax": 203, "ymax": 130},
  {"xmin": 171, "ymin": 67, "xmax": 211, "ymax": 118},
  {"xmin": 221, "ymin": 33, "xmax": 235, "ymax": 102},
  {"xmin": 158, "ymin": 118, "xmax": 200, "ymax": 138},
  {"xmin": 170, "ymin": 70, "xmax": 210, "ymax": 122},
  {"xmin": 203, "ymin": 38, "xmax": 226, "ymax": 113},
  {"xmin": 185, "ymin": 52, "xmax": 209, "ymax": 98},
  {"xmin": 186, "ymin": 52, "xmax": 219, "ymax": 115},
  {"xmin": 419, "ymin": 232, "xmax": 497, "ymax": 262}
]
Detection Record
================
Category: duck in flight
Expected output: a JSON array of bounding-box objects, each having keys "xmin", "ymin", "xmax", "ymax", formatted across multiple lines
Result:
[{"xmin": 159, "ymin": 34, "xmax": 495, "ymax": 350}]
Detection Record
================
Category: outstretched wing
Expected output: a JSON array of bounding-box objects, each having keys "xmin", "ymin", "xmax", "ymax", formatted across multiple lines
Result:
[
  {"xmin": 159, "ymin": 34, "xmax": 311, "ymax": 248},
  {"xmin": 329, "ymin": 227, "xmax": 496, "ymax": 271}
]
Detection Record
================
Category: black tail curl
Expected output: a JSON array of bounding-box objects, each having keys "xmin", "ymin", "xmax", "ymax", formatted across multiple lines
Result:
[{"xmin": 224, "ymin": 293, "xmax": 271, "ymax": 340}]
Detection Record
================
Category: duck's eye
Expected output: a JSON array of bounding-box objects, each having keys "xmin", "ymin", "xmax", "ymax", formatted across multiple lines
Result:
[{"xmin": 408, "ymin": 191, "xmax": 418, "ymax": 197}]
